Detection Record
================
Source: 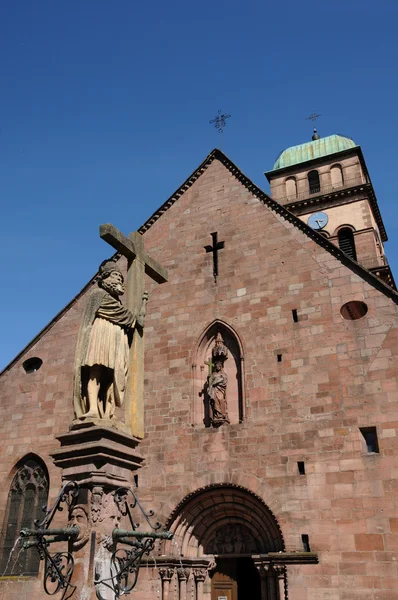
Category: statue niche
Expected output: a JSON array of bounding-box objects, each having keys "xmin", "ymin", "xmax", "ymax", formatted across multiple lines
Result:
[{"xmin": 193, "ymin": 322, "xmax": 244, "ymax": 427}]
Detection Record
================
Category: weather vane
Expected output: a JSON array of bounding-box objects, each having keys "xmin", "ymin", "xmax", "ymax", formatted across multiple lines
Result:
[{"xmin": 210, "ymin": 109, "xmax": 231, "ymax": 149}]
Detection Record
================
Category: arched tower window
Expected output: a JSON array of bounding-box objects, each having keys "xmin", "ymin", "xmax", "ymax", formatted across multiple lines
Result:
[
  {"xmin": 285, "ymin": 177, "xmax": 297, "ymax": 200},
  {"xmin": 308, "ymin": 170, "xmax": 320, "ymax": 194},
  {"xmin": 0, "ymin": 456, "xmax": 49, "ymax": 576},
  {"xmin": 193, "ymin": 321, "xmax": 244, "ymax": 427},
  {"xmin": 338, "ymin": 227, "xmax": 357, "ymax": 260},
  {"xmin": 330, "ymin": 164, "xmax": 344, "ymax": 188}
]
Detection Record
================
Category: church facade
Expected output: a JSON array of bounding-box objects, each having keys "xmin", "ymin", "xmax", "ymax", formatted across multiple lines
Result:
[{"xmin": 1, "ymin": 131, "xmax": 398, "ymax": 600}]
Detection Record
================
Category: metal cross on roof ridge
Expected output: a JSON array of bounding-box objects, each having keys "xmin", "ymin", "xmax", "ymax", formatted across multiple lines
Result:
[
  {"xmin": 209, "ymin": 109, "xmax": 231, "ymax": 149},
  {"xmin": 306, "ymin": 112, "xmax": 322, "ymax": 123}
]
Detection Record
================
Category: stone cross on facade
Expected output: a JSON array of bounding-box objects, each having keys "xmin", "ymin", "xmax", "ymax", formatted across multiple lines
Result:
[
  {"xmin": 100, "ymin": 223, "xmax": 168, "ymax": 438},
  {"xmin": 204, "ymin": 231, "xmax": 225, "ymax": 282}
]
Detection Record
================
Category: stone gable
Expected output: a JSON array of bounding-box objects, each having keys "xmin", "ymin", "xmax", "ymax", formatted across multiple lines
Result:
[{"xmin": 1, "ymin": 154, "xmax": 398, "ymax": 598}]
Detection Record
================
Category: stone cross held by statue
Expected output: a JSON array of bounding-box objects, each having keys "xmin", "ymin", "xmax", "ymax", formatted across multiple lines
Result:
[
  {"xmin": 100, "ymin": 223, "xmax": 168, "ymax": 438},
  {"xmin": 204, "ymin": 358, "xmax": 215, "ymax": 377}
]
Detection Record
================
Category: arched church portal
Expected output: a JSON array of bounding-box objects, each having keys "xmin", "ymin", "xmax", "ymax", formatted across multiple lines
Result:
[
  {"xmin": 193, "ymin": 321, "xmax": 244, "ymax": 427},
  {"xmin": 158, "ymin": 485, "xmax": 286, "ymax": 600}
]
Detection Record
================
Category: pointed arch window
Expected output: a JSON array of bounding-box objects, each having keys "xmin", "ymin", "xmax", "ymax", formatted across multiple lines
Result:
[
  {"xmin": 0, "ymin": 456, "xmax": 49, "ymax": 576},
  {"xmin": 308, "ymin": 170, "xmax": 320, "ymax": 195},
  {"xmin": 338, "ymin": 227, "xmax": 357, "ymax": 260}
]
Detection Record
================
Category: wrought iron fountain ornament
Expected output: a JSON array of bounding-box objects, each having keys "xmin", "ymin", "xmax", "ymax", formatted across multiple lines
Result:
[
  {"xmin": 95, "ymin": 486, "xmax": 173, "ymax": 599},
  {"xmin": 19, "ymin": 482, "xmax": 173, "ymax": 599},
  {"xmin": 20, "ymin": 481, "xmax": 80, "ymax": 599}
]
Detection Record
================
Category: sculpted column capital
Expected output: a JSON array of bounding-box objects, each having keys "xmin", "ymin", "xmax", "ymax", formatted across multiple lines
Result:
[
  {"xmin": 177, "ymin": 567, "xmax": 190, "ymax": 581},
  {"xmin": 255, "ymin": 562, "xmax": 273, "ymax": 578},
  {"xmin": 254, "ymin": 561, "xmax": 285, "ymax": 579},
  {"xmin": 273, "ymin": 565, "xmax": 286, "ymax": 578},
  {"xmin": 158, "ymin": 567, "xmax": 175, "ymax": 581},
  {"xmin": 193, "ymin": 567, "xmax": 207, "ymax": 582}
]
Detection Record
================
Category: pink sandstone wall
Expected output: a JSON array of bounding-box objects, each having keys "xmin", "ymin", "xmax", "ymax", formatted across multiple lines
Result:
[{"xmin": 1, "ymin": 158, "xmax": 398, "ymax": 599}]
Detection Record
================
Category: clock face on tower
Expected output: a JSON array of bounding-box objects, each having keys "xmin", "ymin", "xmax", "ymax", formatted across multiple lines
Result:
[{"xmin": 307, "ymin": 212, "xmax": 328, "ymax": 230}]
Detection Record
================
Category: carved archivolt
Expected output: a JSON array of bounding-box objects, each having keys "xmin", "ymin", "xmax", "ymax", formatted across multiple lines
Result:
[{"xmin": 162, "ymin": 484, "xmax": 284, "ymax": 558}]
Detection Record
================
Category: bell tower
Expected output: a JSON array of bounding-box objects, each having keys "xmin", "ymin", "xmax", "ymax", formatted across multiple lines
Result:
[{"xmin": 265, "ymin": 129, "xmax": 395, "ymax": 289}]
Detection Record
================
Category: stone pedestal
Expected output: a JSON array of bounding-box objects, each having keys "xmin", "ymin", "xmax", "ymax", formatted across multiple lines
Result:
[
  {"xmin": 50, "ymin": 425, "xmax": 144, "ymax": 599},
  {"xmin": 51, "ymin": 424, "xmax": 143, "ymax": 488}
]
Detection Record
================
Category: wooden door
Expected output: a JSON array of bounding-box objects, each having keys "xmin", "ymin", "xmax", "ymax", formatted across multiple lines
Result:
[{"xmin": 211, "ymin": 559, "xmax": 238, "ymax": 600}]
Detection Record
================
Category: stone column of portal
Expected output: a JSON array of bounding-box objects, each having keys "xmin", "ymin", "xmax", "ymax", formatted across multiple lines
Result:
[
  {"xmin": 256, "ymin": 565, "xmax": 269, "ymax": 600},
  {"xmin": 275, "ymin": 567, "xmax": 286, "ymax": 600},
  {"xmin": 255, "ymin": 562, "xmax": 283, "ymax": 600},
  {"xmin": 159, "ymin": 567, "xmax": 175, "ymax": 600},
  {"xmin": 177, "ymin": 568, "xmax": 190, "ymax": 600},
  {"xmin": 267, "ymin": 565, "xmax": 285, "ymax": 600},
  {"xmin": 267, "ymin": 568, "xmax": 279, "ymax": 600},
  {"xmin": 193, "ymin": 567, "xmax": 207, "ymax": 600}
]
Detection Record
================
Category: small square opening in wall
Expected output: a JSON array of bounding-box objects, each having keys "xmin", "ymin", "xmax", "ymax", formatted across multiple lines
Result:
[
  {"xmin": 360, "ymin": 427, "xmax": 379, "ymax": 454},
  {"xmin": 297, "ymin": 461, "xmax": 305, "ymax": 475},
  {"xmin": 301, "ymin": 534, "xmax": 311, "ymax": 552},
  {"xmin": 133, "ymin": 474, "xmax": 139, "ymax": 487},
  {"xmin": 292, "ymin": 309, "xmax": 298, "ymax": 323},
  {"xmin": 277, "ymin": 354, "xmax": 282, "ymax": 363}
]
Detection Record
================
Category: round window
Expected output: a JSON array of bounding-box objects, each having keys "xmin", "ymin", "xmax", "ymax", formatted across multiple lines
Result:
[
  {"xmin": 22, "ymin": 357, "xmax": 43, "ymax": 373},
  {"xmin": 340, "ymin": 301, "xmax": 368, "ymax": 321}
]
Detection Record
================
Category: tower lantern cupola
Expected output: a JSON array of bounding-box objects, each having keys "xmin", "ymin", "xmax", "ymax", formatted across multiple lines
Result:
[{"xmin": 265, "ymin": 131, "xmax": 395, "ymax": 289}]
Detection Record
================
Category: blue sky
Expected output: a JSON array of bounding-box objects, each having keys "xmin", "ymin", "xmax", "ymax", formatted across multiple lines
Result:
[{"xmin": 1, "ymin": 0, "xmax": 398, "ymax": 369}]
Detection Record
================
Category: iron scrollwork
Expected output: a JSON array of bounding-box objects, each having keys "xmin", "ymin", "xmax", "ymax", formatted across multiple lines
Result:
[
  {"xmin": 95, "ymin": 487, "xmax": 173, "ymax": 599},
  {"xmin": 20, "ymin": 481, "xmax": 80, "ymax": 599}
]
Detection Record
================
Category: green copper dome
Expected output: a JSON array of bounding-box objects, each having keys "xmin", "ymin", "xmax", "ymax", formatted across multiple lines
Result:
[{"xmin": 272, "ymin": 134, "xmax": 357, "ymax": 171}]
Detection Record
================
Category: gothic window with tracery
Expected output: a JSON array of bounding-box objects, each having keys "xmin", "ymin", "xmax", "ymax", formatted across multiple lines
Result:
[{"xmin": 0, "ymin": 457, "xmax": 49, "ymax": 576}]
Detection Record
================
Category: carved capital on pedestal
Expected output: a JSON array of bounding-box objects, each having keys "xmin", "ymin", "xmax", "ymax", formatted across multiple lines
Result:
[
  {"xmin": 67, "ymin": 504, "xmax": 91, "ymax": 550},
  {"xmin": 91, "ymin": 486, "xmax": 104, "ymax": 523},
  {"xmin": 159, "ymin": 567, "xmax": 175, "ymax": 582},
  {"xmin": 193, "ymin": 567, "xmax": 207, "ymax": 582},
  {"xmin": 177, "ymin": 567, "xmax": 190, "ymax": 581},
  {"xmin": 88, "ymin": 487, "xmax": 122, "ymax": 551}
]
